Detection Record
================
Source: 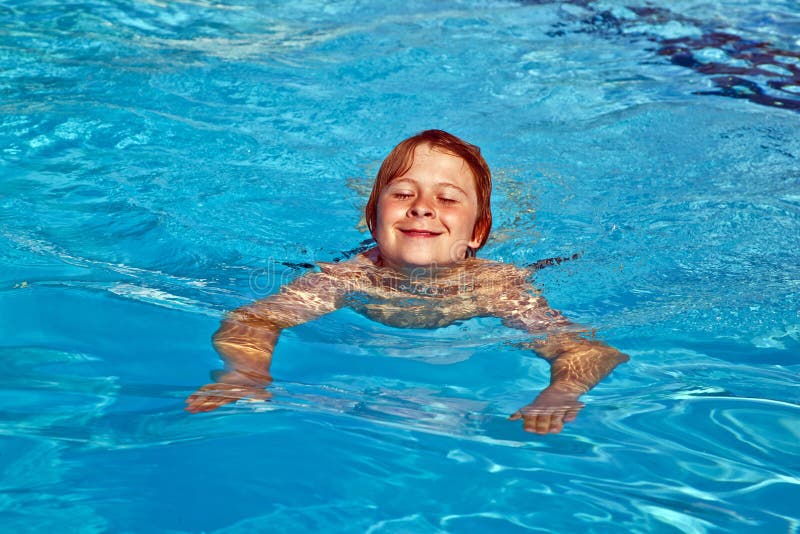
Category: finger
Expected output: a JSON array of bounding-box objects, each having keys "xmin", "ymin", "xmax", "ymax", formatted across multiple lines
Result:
[
  {"xmin": 204, "ymin": 396, "xmax": 234, "ymax": 410},
  {"xmin": 509, "ymin": 411, "xmax": 522, "ymax": 421},
  {"xmin": 521, "ymin": 417, "xmax": 536, "ymax": 433},
  {"xmin": 186, "ymin": 399, "xmax": 217, "ymax": 413},
  {"xmin": 185, "ymin": 391, "xmax": 235, "ymax": 413},
  {"xmin": 564, "ymin": 408, "xmax": 580, "ymax": 422},
  {"xmin": 185, "ymin": 395, "xmax": 210, "ymax": 412},
  {"xmin": 548, "ymin": 410, "xmax": 567, "ymax": 433},
  {"xmin": 535, "ymin": 413, "xmax": 552, "ymax": 435},
  {"xmin": 521, "ymin": 413, "xmax": 552, "ymax": 435},
  {"xmin": 186, "ymin": 402, "xmax": 215, "ymax": 413},
  {"xmin": 188, "ymin": 397, "xmax": 222, "ymax": 412},
  {"xmin": 187, "ymin": 383, "xmax": 271, "ymax": 412}
]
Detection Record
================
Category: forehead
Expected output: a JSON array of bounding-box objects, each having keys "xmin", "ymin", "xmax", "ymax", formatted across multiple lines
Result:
[{"xmin": 391, "ymin": 143, "xmax": 476, "ymax": 188}]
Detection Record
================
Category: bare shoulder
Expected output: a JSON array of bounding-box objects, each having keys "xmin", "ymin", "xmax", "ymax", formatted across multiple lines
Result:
[
  {"xmin": 467, "ymin": 258, "xmax": 538, "ymax": 294},
  {"xmin": 317, "ymin": 249, "xmax": 378, "ymax": 277},
  {"xmin": 467, "ymin": 258, "xmax": 555, "ymax": 321},
  {"xmin": 263, "ymin": 260, "xmax": 361, "ymax": 298},
  {"xmin": 310, "ymin": 249, "xmax": 381, "ymax": 291}
]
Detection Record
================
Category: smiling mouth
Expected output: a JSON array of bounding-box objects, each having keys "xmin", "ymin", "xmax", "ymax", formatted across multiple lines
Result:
[{"xmin": 399, "ymin": 229, "xmax": 442, "ymax": 237}]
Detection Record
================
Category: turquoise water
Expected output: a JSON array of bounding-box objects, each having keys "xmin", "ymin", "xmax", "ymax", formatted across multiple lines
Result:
[{"xmin": 1, "ymin": 0, "xmax": 799, "ymax": 531}]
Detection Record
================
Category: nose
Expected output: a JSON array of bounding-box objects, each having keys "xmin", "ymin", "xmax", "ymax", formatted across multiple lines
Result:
[{"xmin": 408, "ymin": 196, "xmax": 435, "ymax": 218}]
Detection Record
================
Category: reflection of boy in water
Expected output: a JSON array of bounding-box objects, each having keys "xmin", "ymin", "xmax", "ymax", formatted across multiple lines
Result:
[{"xmin": 186, "ymin": 130, "xmax": 629, "ymax": 435}]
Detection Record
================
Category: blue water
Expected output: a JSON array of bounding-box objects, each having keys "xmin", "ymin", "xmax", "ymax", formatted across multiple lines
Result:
[{"xmin": 2, "ymin": 0, "xmax": 799, "ymax": 532}]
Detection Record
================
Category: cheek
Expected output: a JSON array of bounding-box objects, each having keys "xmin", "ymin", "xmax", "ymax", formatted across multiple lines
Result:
[
  {"xmin": 375, "ymin": 199, "xmax": 389, "ymax": 223},
  {"xmin": 450, "ymin": 207, "xmax": 479, "ymax": 231},
  {"xmin": 377, "ymin": 199, "xmax": 404, "ymax": 221},
  {"xmin": 374, "ymin": 200, "xmax": 395, "ymax": 232}
]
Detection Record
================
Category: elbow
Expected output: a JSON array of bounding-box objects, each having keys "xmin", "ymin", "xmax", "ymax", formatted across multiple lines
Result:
[
  {"xmin": 210, "ymin": 311, "xmax": 249, "ymax": 347},
  {"xmin": 211, "ymin": 323, "xmax": 228, "ymax": 346},
  {"xmin": 211, "ymin": 320, "xmax": 235, "ymax": 352}
]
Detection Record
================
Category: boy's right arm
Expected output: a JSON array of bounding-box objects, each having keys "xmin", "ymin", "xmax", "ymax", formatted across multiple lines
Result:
[{"xmin": 185, "ymin": 269, "xmax": 344, "ymax": 413}]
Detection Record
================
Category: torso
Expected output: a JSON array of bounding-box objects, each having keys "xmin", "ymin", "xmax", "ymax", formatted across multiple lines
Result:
[{"xmin": 321, "ymin": 248, "xmax": 533, "ymax": 329}]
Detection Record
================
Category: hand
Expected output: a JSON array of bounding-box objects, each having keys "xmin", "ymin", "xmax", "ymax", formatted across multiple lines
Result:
[
  {"xmin": 185, "ymin": 371, "xmax": 272, "ymax": 413},
  {"xmin": 509, "ymin": 385, "xmax": 585, "ymax": 435}
]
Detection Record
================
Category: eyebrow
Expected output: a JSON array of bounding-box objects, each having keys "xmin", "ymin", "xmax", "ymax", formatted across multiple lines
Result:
[{"xmin": 388, "ymin": 178, "xmax": 469, "ymax": 196}]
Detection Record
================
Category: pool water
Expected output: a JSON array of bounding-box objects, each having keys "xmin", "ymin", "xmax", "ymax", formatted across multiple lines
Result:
[{"xmin": 1, "ymin": 0, "xmax": 799, "ymax": 532}]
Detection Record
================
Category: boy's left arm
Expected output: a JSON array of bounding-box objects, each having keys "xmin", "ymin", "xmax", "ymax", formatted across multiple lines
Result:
[
  {"xmin": 510, "ymin": 329, "xmax": 629, "ymax": 434},
  {"xmin": 485, "ymin": 275, "xmax": 629, "ymax": 434}
]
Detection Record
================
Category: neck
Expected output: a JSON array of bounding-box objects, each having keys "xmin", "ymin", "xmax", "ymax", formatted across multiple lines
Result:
[{"xmin": 376, "ymin": 256, "xmax": 468, "ymax": 278}]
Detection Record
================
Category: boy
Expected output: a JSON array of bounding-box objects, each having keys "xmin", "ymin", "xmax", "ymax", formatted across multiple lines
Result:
[{"xmin": 186, "ymin": 130, "xmax": 628, "ymax": 435}]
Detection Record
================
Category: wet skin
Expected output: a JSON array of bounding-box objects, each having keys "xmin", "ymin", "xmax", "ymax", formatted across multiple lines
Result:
[
  {"xmin": 371, "ymin": 144, "xmax": 482, "ymax": 269},
  {"xmin": 186, "ymin": 252, "xmax": 629, "ymax": 435},
  {"xmin": 187, "ymin": 146, "xmax": 629, "ymax": 434}
]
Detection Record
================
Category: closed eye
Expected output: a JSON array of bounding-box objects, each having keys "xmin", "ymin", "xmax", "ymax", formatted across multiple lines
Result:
[
  {"xmin": 438, "ymin": 197, "xmax": 458, "ymax": 204},
  {"xmin": 393, "ymin": 192, "xmax": 413, "ymax": 200}
]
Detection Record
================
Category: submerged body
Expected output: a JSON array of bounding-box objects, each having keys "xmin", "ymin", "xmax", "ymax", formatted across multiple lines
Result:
[
  {"xmin": 186, "ymin": 131, "xmax": 629, "ymax": 434},
  {"xmin": 186, "ymin": 249, "xmax": 628, "ymax": 434}
]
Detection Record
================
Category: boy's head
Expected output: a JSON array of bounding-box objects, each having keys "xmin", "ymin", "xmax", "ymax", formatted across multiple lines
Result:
[{"xmin": 365, "ymin": 130, "xmax": 492, "ymax": 265}]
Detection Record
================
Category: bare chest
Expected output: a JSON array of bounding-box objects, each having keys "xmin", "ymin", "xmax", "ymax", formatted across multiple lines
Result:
[{"xmin": 344, "ymin": 287, "xmax": 485, "ymax": 329}]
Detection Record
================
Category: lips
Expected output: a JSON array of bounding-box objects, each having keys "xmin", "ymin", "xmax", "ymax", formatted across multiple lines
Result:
[{"xmin": 399, "ymin": 228, "xmax": 442, "ymax": 237}]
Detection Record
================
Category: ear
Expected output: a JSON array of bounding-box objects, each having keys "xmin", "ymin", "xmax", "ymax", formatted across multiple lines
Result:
[{"xmin": 469, "ymin": 221, "xmax": 487, "ymax": 249}]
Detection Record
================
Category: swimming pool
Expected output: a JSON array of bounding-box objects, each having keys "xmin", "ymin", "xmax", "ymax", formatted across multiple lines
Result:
[{"xmin": 1, "ymin": 0, "xmax": 799, "ymax": 531}]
